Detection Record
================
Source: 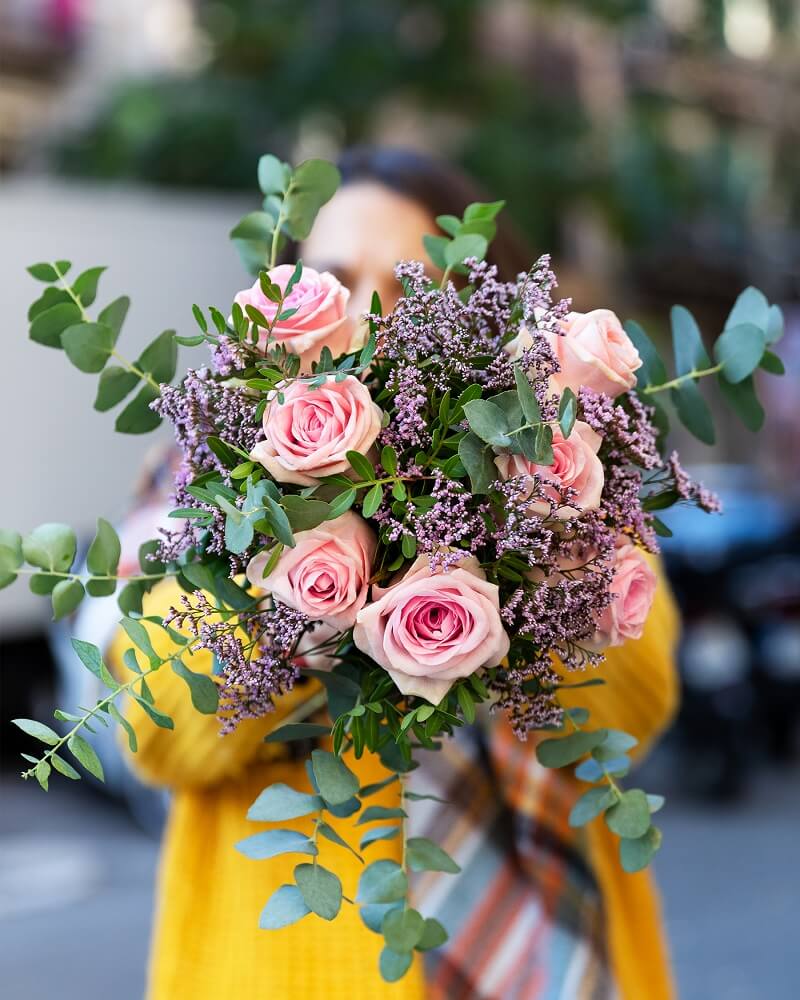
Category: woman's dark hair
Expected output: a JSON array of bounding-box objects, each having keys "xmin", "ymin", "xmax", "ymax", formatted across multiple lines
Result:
[{"xmin": 337, "ymin": 146, "xmax": 532, "ymax": 281}]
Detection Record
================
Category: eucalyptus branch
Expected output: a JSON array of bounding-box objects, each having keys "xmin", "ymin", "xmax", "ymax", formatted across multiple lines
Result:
[
  {"xmin": 20, "ymin": 659, "xmax": 164, "ymax": 781},
  {"xmin": 641, "ymin": 364, "xmax": 723, "ymax": 395},
  {"xmin": 53, "ymin": 261, "xmax": 161, "ymax": 393},
  {"xmin": 13, "ymin": 567, "xmax": 168, "ymax": 584}
]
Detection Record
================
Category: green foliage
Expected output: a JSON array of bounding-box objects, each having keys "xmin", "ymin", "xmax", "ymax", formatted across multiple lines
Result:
[
  {"xmin": 406, "ymin": 837, "xmax": 460, "ymax": 874},
  {"xmin": 236, "ymin": 829, "xmax": 316, "ymax": 861},
  {"xmin": 311, "ymin": 749, "xmax": 360, "ymax": 805},
  {"xmin": 246, "ymin": 784, "xmax": 323, "ymax": 822},
  {"xmin": 294, "ymin": 863, "xmax": 342, "ymax": 920},
  {"xmin": 259, "ymin": 884, "xmax": 311, "ymax": 930},
  {"xmin": 357, "ymin": 860, "xmax": 408, "ymax": 904},
  {"xmin": 170, "ymin": 659, "xmax": 219, "ymax": 714},
  {"xmin": 231, "ymin": 156, "xmax": 340, "ymax": 272}
]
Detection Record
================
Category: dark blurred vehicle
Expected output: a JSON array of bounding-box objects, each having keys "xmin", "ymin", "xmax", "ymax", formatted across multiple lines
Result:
[{"xmin": 662, "ymin": 465, "xmax": 800, "ymax": 799}]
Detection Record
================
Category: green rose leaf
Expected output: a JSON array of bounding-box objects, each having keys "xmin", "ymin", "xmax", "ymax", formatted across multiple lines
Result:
[
  {"xmin": 12, "ymin": 718, "xmax": 60, "ymax": 745},
  {"xmin": 259, "ymin": 884, "xmax": 311, "ymax": 930},
  {"xmin": 714, "ymin": 323, "xmax": 766, "ymax": 384},
  {"xmin": 357, "ymin": 860, "xmax": 408, "ymax": 904},
  {"xmin": 382, "ymin": 907, "xmax": 425, "ymax": 953},
  {"xmin": 406, "ymin": 837, "xmax": 460, "ymax": 874},
  {"xmin": 311, "ymin": 748, "xmax": 359, "ymax": 805},
  {"xmin": 170, "ymin": 659, "xmax": 219, "ymax": 714},
  {"xmin": 294, "ymin": 863, "xmax": 342, "ymax": 920},
  {"xmin": 246, "ymin": 784, "xmax": 323, "ymax": 822},
  {"xmin": 620, "ymin": 825, "xmax": 662, "ymax": 873},
  {"xmin": 536, "ymin": 729, "xmax": 608, "ymax": 768},
  {"xmin": 23, "ymin": 523, "xmax": 76, "ymax": 573},
  {"xmin": 605, "ymin": 789, "xmax": 651, "ymax": 839},
  {"xmin": 235, "ymin": 829, "xmax": 317, "ymax": 861}
]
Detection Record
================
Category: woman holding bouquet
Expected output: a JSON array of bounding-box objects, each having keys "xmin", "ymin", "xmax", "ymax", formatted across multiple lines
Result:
[{"xmin": 107, "ymin": 147, "xmax": 679, "ymax": 999}]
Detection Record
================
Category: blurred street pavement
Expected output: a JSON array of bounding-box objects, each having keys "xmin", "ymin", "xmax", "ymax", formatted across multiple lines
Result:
[{"xmin": 1, "ymin": 758, "xmax": 798, "ymax": 1000}]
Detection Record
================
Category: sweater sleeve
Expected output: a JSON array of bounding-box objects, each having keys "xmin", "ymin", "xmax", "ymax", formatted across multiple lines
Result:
[
  {"xmin": 557, "ymin": 556, "xmax": 680, "ymax": 761},
  {"xmin": 106, "ymin": 578, "xmax": 322, "ymax": 790}
]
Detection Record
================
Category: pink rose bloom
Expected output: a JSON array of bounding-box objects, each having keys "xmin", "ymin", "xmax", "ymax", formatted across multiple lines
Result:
[
  {"xmin": 246, "ymin": 511, "xmax": 376, "ymax": 630},
  {"xmin": 250, "ymin": 375, "xmax": 383, "ymax": 486},
  {"xmin": 594, "ymin": 539, "xmax": 657, "ymax": 648},
  {"xmin": 353, "ymin": 555, "xmax": 510, "ymax": 704},
  {"xmin": 494, "ymin": 420, "xmax": 604, "ymax": 519},
  {"xmin": 546, "ymin": 309, "xmax": 642, "ymax": 398},
  {"xmin": 234, "ymin": 264, "xmax": 359, "ymax": 371}
]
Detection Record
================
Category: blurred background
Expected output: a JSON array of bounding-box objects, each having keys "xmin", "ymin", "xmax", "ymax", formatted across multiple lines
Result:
[{"xmin": 1, "ymin": 1, "xmax": 799, "ymax": 997}]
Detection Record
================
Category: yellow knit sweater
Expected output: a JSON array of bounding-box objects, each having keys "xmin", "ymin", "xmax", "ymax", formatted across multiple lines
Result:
[{"xmin": 110, "ymin": 566, "xmax": 678, "ymax": 1000}]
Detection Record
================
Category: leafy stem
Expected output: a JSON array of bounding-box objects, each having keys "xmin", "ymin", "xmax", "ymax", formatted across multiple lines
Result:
[
  {"xmin": 642, "ymin": 364, "xmax": 723, "ymax": 395},
  {"xmin": 53, "ymin": 261, "xmax": 161, "ymax": 393},
  {"xmin": 12, "ymin": 567, "xmax": 168, "ymax": 584},
  {"xmin": 20, "ymin": 659, "xmax": 164, "ymax": 781}
]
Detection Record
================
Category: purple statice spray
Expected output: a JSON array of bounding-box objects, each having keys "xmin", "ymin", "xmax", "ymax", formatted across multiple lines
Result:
[
  {"xmin": 152, "ymin": 368, "xmax": 263, "ymax": 561},
  {"xmin": 165, "ymin": 591, "xmax": 310, "ymax": 734}
]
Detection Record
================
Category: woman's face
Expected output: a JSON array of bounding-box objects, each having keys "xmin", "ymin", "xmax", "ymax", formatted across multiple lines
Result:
[{"xmin": 301, "ymin": 180, "xmax": 436, "ymax": 322}]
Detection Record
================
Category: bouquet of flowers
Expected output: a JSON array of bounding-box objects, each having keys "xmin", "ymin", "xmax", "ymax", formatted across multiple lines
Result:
[{"xmin": 3, "ymin": 155, "xmax": 785, "ymax": 982}]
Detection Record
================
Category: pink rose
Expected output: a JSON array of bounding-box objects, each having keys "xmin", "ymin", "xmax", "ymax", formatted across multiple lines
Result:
[
  {"xmin": 246, "ymin": 511, "xmax": 376, "ymax": 630},
  {"xmin": 234, "ymin": 264, "xmax": 359, "ymax": 371},
  {"xmin": 546, "ymin": 309, "xmax": 642, "ymax": 398},
  {"xmin": 250, "ymin": 375, "xmax": 383, "ymax": 486},
  {"xmin": 594, "ymin": 539, "xmax": 657, "ymax": 647},
  {"xmin": 353, "ymin": 555, "xmax": 510, "ymax": 704},
  {"xmin": 494, "ymin": 420, "xmax": 604, "ymax": 519}
]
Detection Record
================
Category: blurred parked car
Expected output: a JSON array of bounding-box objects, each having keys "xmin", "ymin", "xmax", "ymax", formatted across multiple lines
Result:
[{"xmin": 662, "ymin": 465, "xmax": 800, "ymax": 799}]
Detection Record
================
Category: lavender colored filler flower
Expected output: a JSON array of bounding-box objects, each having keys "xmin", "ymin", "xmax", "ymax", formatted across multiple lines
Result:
[{"xmin": 154, "ymin": 255, "xmax": 718, "ymax": 738}]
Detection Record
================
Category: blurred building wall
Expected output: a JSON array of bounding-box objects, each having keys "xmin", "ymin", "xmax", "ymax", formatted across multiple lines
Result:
[{"xmin": 0, "ymin": 178, "xmax": 250, "ymax": 635}]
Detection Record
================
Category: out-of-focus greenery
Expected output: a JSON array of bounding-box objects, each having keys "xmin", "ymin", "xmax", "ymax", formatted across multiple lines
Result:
[{"xmin": 54, "ymin": 0, "xmax": 799, "ymax": 292}]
